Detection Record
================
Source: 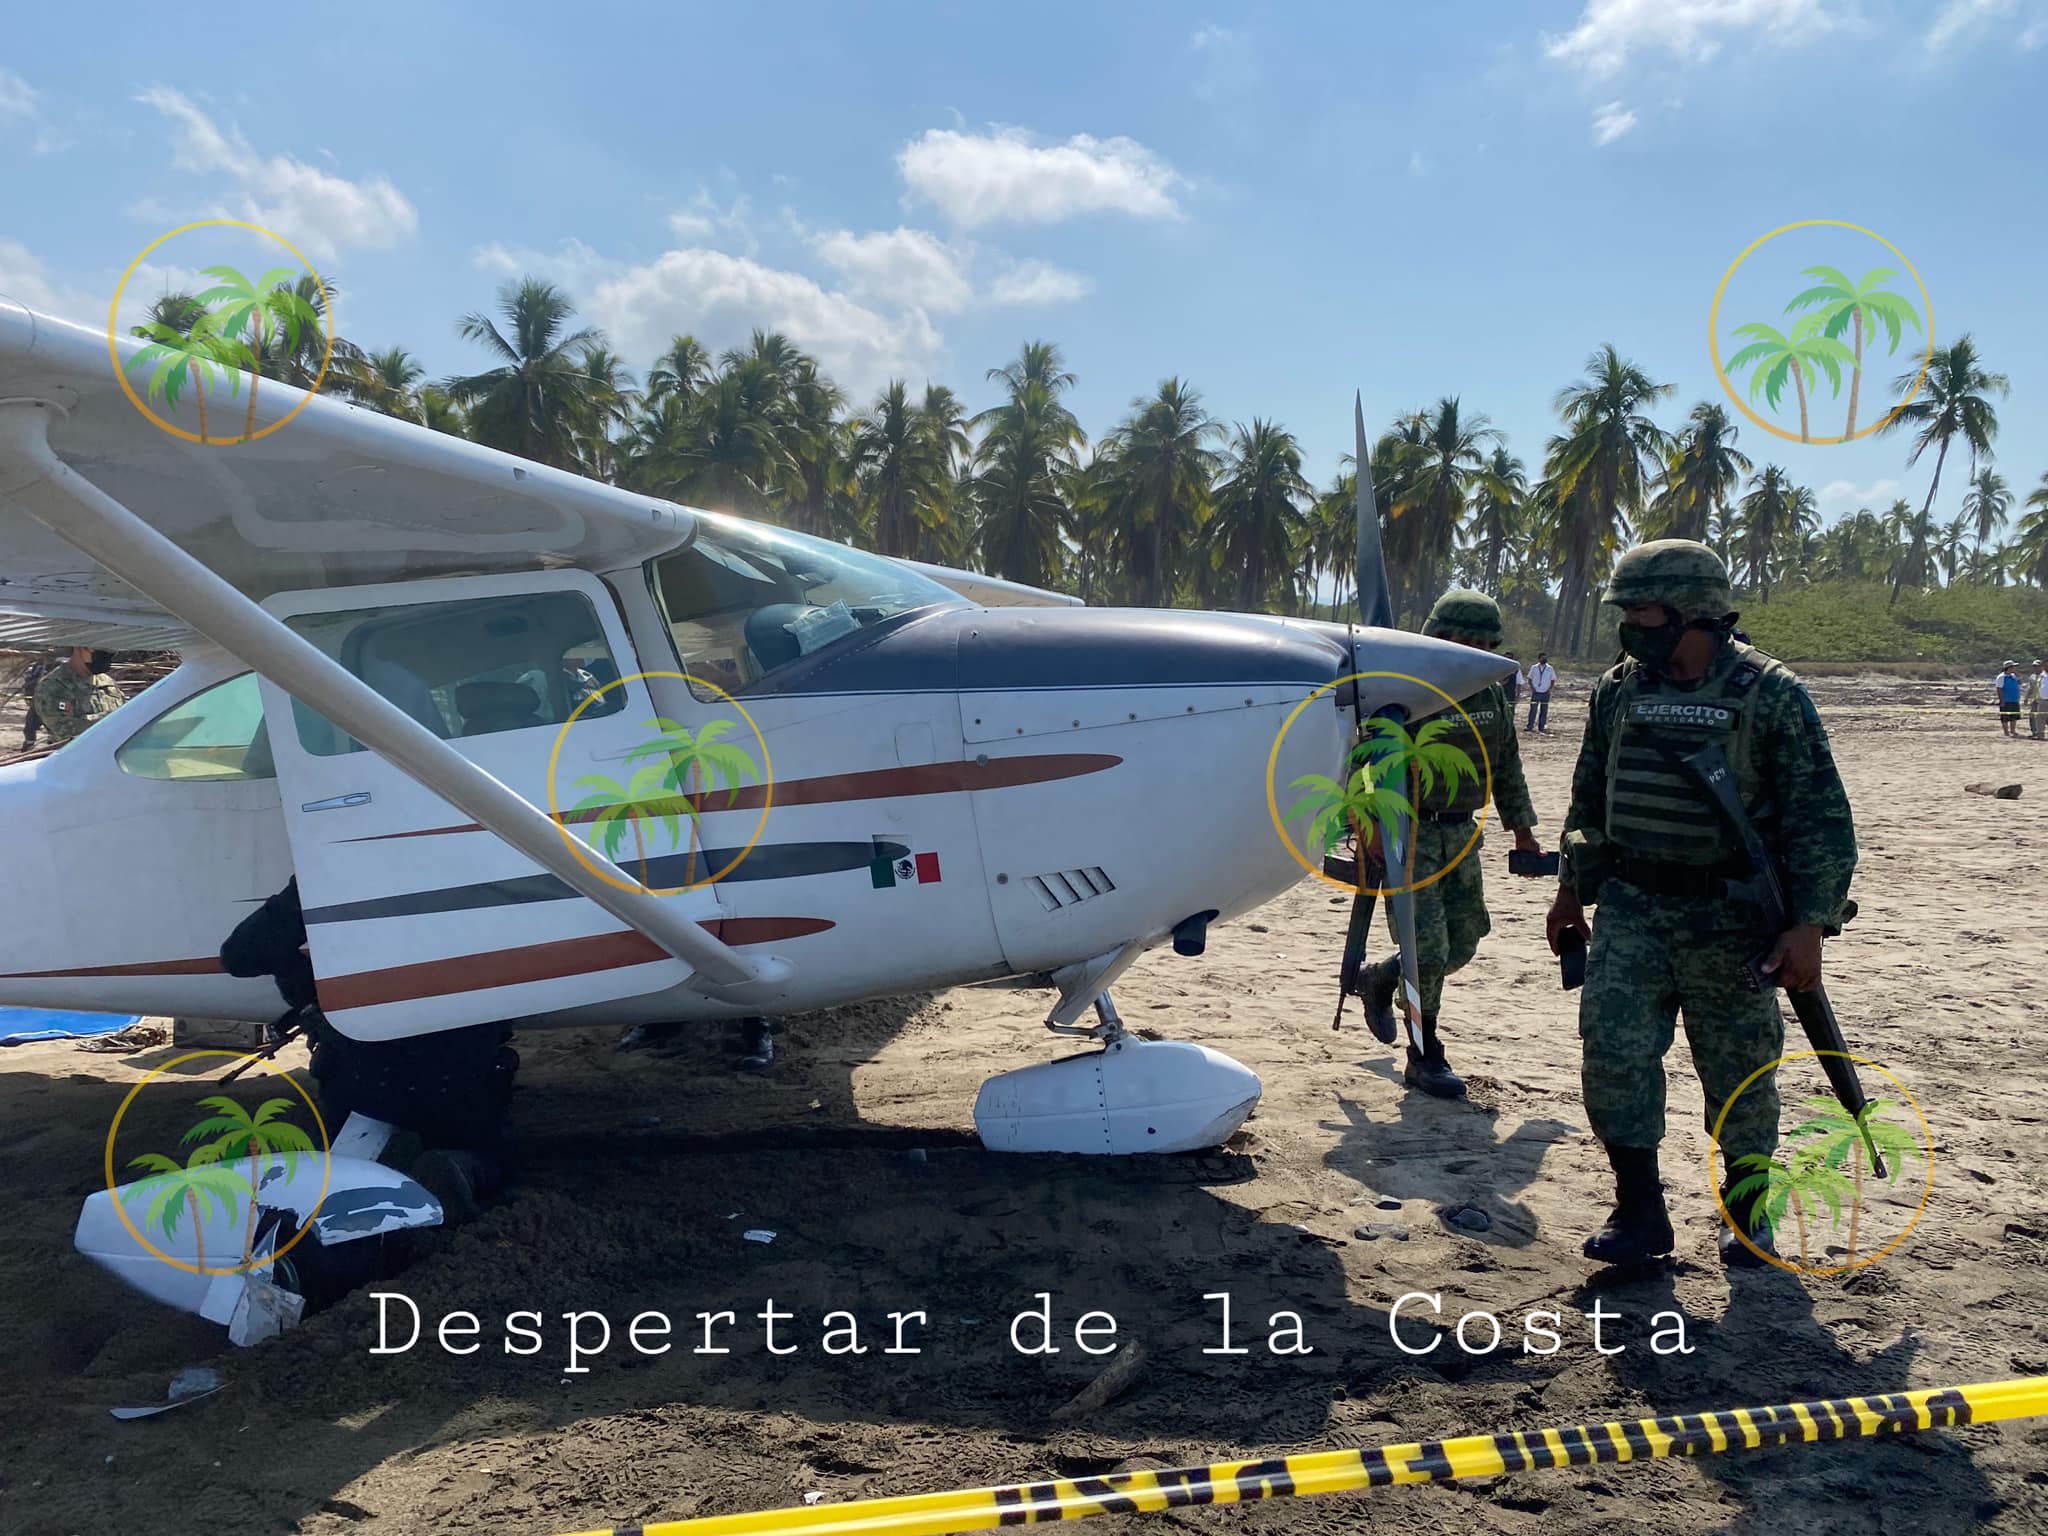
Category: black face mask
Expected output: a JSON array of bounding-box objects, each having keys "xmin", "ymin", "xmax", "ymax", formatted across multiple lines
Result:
[
  {"xmin": 1617, "ymin": 619, "xmax": 1684, "ymax": 670},
  {"xmin": 90, "ymin": 650, "xmax": 115, "ymax": 674}
]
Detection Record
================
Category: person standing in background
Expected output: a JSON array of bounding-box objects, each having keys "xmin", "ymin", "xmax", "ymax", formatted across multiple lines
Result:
[
  {"xmin": 34, "ymin": 647, "xmax": 125, "ymax": 746},
  {"xmin": 1525, "ymin": 653, "xmax": 1557, "ymax": 734},
  {"xmin": 17, "ymin": 654, "xmax": 51, "ymax": 750},
  {"xmin": 1503, "ymin": 651, "xmax": 1523, "ymax": 710},
  {"xmin": 2027, "ymin": 660, "xmax": 2048, "ymax": 741},
  {"xmin": 1996, "ymin": 662, "xmax": 2022, "ymax": 738}
]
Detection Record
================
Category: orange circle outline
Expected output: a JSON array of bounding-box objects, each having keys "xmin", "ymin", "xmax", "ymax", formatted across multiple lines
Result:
[
  {"xmin": 545, "ymin": 669, "xmax": 774, "ymax": 896},
  {"xmin": 1707, "ymin": 219, "xmax": 1934, "ymax": 448},
  {"xmin": 1264, "ymin": 670, "xmax": 1496, "ymax": 898},
  {"xmin": 102, "ymin": 1049, "xmax": 332, "ymax": 1278},
  {"xmin": 1707, "ymin": 1049, "xmax": 1934, "ymax": 1277},
  {"xmin": 105, "ymin": 218, "xmax": 336, "ymax": 446}
]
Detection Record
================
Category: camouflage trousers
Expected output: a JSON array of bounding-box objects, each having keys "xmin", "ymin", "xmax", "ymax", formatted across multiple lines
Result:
[
  {"xmin": 1578, "ymin": 887, "xmax": 1783, "ymax": 1165},
  {"xmin": 1381, "ymin": 817, "xmax": 1489, "ymax": 1016}
]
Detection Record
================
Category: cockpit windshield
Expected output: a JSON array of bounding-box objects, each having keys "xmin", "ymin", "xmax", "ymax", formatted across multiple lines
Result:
[{"xmin": 649, "ymin": 513, "xmax": 962, "ymax": 698}]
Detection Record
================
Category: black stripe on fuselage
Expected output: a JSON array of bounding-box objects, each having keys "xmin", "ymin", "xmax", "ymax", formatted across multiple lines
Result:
[{"xmin": 303, "ymin": 841, "xmax": 906, "ymax": 925}]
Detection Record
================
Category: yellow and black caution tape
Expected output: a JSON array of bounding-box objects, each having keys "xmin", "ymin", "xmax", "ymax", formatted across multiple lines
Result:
[{"xmin": 561, "ymin": 1376, "xmax": 2048, "ymax": 1536}]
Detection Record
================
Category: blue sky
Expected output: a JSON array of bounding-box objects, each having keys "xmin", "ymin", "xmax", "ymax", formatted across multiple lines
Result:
[{"xmin": 4, "ymin": 0, "xmax": 2045, "ymax": 530}]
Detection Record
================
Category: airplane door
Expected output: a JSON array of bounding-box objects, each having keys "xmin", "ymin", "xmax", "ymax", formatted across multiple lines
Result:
[{"xmin": 255, "ymin": 570, "xmax": 701, "ymax": 1040}]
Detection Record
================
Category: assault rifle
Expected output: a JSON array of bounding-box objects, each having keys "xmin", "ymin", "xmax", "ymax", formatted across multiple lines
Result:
[{"xmin": 1678, "ymin": 740, "xmax": 1886, "ymax": 1177}]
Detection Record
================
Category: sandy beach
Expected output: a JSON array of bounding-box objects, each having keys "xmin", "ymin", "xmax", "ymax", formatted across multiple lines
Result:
[{"xmin": 3, "ymin": 669, "xmax": 2046, "ymax": 1536}]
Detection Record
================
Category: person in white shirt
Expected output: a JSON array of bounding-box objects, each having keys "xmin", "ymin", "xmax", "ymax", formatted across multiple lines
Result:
[
  {"xmin": 2029, "ymin": 660, "xmax": 2048, "ymax": 741},
  {"xmin": 1503, "ymin": 651, "xmax": 1524, "ymax": 708},
  {"xmin": 1525, "ymin": 653, "xmax": 1557, "ymax": 733}
]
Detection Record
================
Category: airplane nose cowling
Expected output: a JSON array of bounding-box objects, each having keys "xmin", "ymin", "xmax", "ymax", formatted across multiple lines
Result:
[{"xmin": 1350, "ymin": 626, "xmax": 1521, "ymax": 721}]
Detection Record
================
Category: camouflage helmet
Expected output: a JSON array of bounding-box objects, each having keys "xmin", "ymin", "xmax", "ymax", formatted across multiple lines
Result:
[
  {"xmin": 1602, "ymin": 539, "xmax": 1735, "ymax": 621},
  {"xmin": 1423, "ymin": 588, "xmax": 1502, "ymax": 643}
]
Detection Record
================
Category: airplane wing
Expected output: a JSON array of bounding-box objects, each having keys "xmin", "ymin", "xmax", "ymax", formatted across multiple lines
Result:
[
  {"xmin": 0, "ymin": 301, "xmax": 695, "ymax": 637},
  {"xmin": 899, "ymin": 558, "xmax": 1082, "ymax": 608},
  {"xmin": 0, "ymin": 299, "xmax": 776, "ymax": 1001}
]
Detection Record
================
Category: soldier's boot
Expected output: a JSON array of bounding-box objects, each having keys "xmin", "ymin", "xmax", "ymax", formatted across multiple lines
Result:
[
  {"xmin": 1402, "ymin": 1014, "xmax": 1466, "ymax": 1099},
  {"xmin": 1718, "ymin": 1172, "xmax": 1779, "ymax": 1269},
  {"xmin": 1361, "ymin": 956, "xmax": 1401, "ymax": 1045},
  {"xmin": 1582, "ymin": 1145, "xmax": 1676, "ymax": 1266}
]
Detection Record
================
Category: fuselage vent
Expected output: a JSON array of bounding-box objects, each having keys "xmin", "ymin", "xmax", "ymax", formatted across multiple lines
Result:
[{"xmin": 1025, "ymin": 866, "xmax": 1117, "ymax": 912}]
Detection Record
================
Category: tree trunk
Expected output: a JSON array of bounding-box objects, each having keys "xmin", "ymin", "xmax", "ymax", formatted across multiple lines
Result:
[
  {"xmin": 1794, "ymin": 361, "xmax": 1810, "ymax": 443},
  {"xmin": 189, "ymin": 1189, "xmax": 205, "ymax": 1272},
  {"xmin": 194, "ymin": 372, "xmax": 210, "ymax": 445},
  {"xmin": 1891, "ymin": 440, "xmax": 1949, "ymax": 609},
  {"xmin": 1793, "ymin": 1197, "xmax": 1810, "ymax": 1269},
  {"xmin": 1845, "ymin": 306, "xmax": 1863, "ymax": 438},
  {"xmin": 684, "ymin": 761, "xmax": 703, "ymax": 887}
]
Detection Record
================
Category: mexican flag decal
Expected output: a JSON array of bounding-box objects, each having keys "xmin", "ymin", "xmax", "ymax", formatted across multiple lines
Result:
[{"xmin": 870, "ymin": 838, "xmax": 941, "ymax": 889}]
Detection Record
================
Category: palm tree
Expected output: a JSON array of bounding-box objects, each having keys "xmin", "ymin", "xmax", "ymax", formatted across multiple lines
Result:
[
  {"xmin": 852, "ymin": 380, "xmax": 951, "ymax": 557},
  {"xmin": 125, "ymin": 313, "xmax": 240, "ymax": 444},
  {"xmin": 625, "ymin": 717, "xmax": 759, "ymax": 887},
  {"xmin": 1878, "ymin": 335, "xmax": 2008, "ymax": 607},
  {"xmin": 778, "ymin": 356, "xmax": 851, "ymax": 536},
  {"xmin": 345, "ymin": 344, "xmax": 428, "ymax": 421},
  {"xmin": 569, "ymin": 762, "xmax": 681, "ymax": 889},
  {"xmin": 1725, "ymin": 314, "xmax": 1853, "ymax": 443},
  {"xmin": 1727, "ymin": 1147, "xmax": 1851, "ymax": 1269},
  {"xmin": 1465, "ymin": 446, "xmax": 1527, "ymax": 596},
  {"xmin": 1783, "ymin": 1097, "xmax": 1918, "ymax": 1265},
  {"xmin": 646, "ymin": 334, "xmax": 712, "ymax": 404},
  {"xmin": 1546, "ymin": 345, "xmax": 1674, "ymax": 654},
  {"xmin": 572, "ymin": 343, "xmax": 639, "ymax": 478},
  {"xmin": 1648, "ymin": 402, "xmax": 1752, "ymax": 542},
  {"xmin": 1784, "ymin": 265, "xmax": 1923, "ymax": 437},
  {"xmin": 1103, "ymin": 378, "xmax": 1222, "ymax": 607},
  {"xmin": 1961, "ymin": 467, "xmax": 2012, "ymax": 551},
  {"xmin": 197, "ymin": 264, "xmax": 321, "ymax": 441},
  {"xmin": 2016, "ymin": 474, "xmax": 2048, "ymax": 588},
  {"xmin": 1734, "ymin": 466, "xmax": 1800, "ymax": 603},
  {"xmin": 123, "ymin": 1152, "xmax": 246, "ymax": 1273},
  {"xmin": 914, "ymin": 384, "xmax": 975, "ymax": 563},
  {"xmin": 1935, "ymin": 513, "xmax": 1972, "ymax": 585},
  {"xmin": 1207, "ymin": 419, "xmax": 1310, "ymax": 612},
  {"xmin": 972, "ymin": 342, "xmax": 1085, "ymax": 590},
  {"xmin": 184, "ymin": 1095, "xmax": 317, "ymax": 1266},
  {"xmin": 1387, "ymin": 397, "xmax": 1507, "ymax": 614},
  {"xmin": 447, "ymin": 278, "xmax": 606, "ymax": 471}
]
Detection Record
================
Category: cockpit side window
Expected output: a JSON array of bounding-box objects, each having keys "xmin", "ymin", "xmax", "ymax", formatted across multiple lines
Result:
[
  {"xmin": 116, "ymin": 671, "xmax": 276, "ymax": 782},
  {"xmin": 282, "ymin": 590, "xmax": 625, "ymax": 755},
  {"xmin": 647, "ymin": 513, "xmax": 959, "ymax": 701}
]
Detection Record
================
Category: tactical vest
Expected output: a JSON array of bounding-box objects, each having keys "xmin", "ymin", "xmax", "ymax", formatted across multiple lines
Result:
[
  {"xmin": 1603, "ymin": 642, "xmax": 1780, "ymax": 865},
  {"xmin": 1420, "ymin": 681, "xmax": 1507, "ymax": 819}
]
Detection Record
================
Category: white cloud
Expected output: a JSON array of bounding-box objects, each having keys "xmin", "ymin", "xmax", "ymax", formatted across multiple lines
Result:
[
  {"xmin": 0, "ymin": 237, "xmax": 102, "ymax": 325},
  {"xmin": 136, "ymin": 87, "xmax": 417, "ymax": 261},
  {"xmin": 1544, "ymin": 0, "xmax": 1844, "ymax": 77},
  {"xmin": 1191, "ymin": 24, "xmax": 1260, "ymax": 103},
  {"xmin": 0, "ymin": 238, "xmax": 200, "ymax": 333},
  {"xmin": 897, "ymin": 126, "xmax": 1185, "ymax": 228},
  {"xmin": 1592, "ymin": 101, "xmax": 1639, "ymax": 144},
  {"xmin": 666, "ymin": 189, "xmax": 756, "ymax": 253},
  {"xmin": 1816, "ymin": 477, "xmax": 1904, "ymax": 518},
  {"xmin": 1926, "ymin": 0, "xmax": 2033, "ymax": 50},
  {"xmin": 0, "ymin": 67, "xmax": 34, "ymax": 119},
  {"xmin": 986, "ymin": 259, "xmax": 1092, "ymax": 306},
  {"xmin": 587, "ymin": 248, "xmax": 942, "ymax": 398},
  {"xmin": 811, "ymin": 226, "xmax": 974, "ymax": 315}
]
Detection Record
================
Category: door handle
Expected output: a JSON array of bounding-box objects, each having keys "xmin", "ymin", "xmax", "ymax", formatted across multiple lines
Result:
[{"xmin": 301, "ymin": 792, "xmax": 372, "ymax": 812}]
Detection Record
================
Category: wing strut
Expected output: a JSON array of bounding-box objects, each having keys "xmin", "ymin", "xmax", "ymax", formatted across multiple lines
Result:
[{"xmin": 0, "ymin": 400, "xmax": 760, "ymax": 989}]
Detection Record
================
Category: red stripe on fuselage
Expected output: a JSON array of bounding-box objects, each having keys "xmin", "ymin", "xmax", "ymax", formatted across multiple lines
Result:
[{"xmin": 343, "ymin": 753, "xmax": 1121, "ymax": 842}]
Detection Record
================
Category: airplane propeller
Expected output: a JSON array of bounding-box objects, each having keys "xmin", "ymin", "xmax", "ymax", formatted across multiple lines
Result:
[{"xmin": 1341, "ymin": 393, "xmax": 1428, "ymax": 1056}]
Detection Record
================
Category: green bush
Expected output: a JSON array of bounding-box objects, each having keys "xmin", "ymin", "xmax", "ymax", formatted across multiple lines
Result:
[{"xmin": 1734, "ymin": 582, "xmax": 2048, "ymax": 664}]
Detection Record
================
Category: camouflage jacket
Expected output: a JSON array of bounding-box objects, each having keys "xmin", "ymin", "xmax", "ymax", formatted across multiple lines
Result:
[
  {"xmin": 1414, "ymin": 680, "xmax": 1538, "ymax": 827},
  {"xmin": 35, "ymin": 666, "xmax": 125, "ymax": 743},
  {"xmin": 1561, "ymin": 639, "xmax": 1856, "ymax": 927}
]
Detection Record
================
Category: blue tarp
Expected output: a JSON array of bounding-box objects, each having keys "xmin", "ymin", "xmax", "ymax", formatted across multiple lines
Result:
[{"xmin": 0, "ymin": 1007, "xmax": 144, "ymax": 1046}]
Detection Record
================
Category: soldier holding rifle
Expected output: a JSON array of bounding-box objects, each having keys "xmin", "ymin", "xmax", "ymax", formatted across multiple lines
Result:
[{"xmin": 1544, "ymin": 541, "xmax": 1859, "ymax": 1269}]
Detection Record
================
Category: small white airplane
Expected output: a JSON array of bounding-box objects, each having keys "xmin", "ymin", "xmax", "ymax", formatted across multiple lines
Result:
[{"xmin": 1, "ymin": 298, "xmax": 1507, "ymax": 1334}]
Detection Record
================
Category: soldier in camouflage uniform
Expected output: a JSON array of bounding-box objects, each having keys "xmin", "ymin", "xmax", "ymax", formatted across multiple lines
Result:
[
  {"xmin": 1545, "ymin": 541, "xmax": 1857, "ymax": 1269},
  {"xmin": 1364, "ymin": 589, "xmax": 1544, "ymax": 1098},
  {"xmin": 34, "ymin": 647, "xmax": 125, "ymax": 745}
]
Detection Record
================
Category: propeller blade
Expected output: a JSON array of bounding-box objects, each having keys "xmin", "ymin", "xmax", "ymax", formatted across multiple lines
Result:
[{"xmin": 1354, "ymin": 391, "xmax": 1393, "ymax": 630}]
